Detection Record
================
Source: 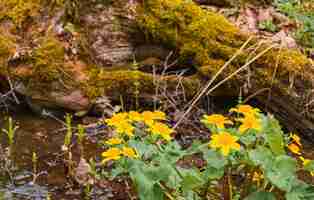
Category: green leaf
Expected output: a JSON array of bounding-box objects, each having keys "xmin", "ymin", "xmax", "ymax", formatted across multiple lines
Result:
[
  {"xmin": 203, "ymin": 149, "xmax": 227, "ymax": 169},
  {"xmin": 179, "ymin": 167, "xmax": 205, "ymax": 192},
  {"xmin": 129, "ymin": 162, "xmax": 164, "ymax": 200},
  {"xmin": 128, "ymin": 139, "xmax": 157, "ymax": 159},
  {"xmin": 202, "ymin": 166, "xmax": 224, "ymax": 180},
  {"xmin": 248, "ymin": 146, "xmax": 274, "ymax": 169},
  {"xmin": 161, "ymin": 141, "xmax": 186, "ymax": 163},
  {"xmin": 240, "ymin": 132, "xmax": 257, "ymax": 146},
  {"xmin": 286, "ymin": 181, "xmax": 314, "ymax": 200},
  {"xmin": 186, "ymin": 140, "xmax": 204, "ymax": 154},
  {"xmin": 263, "ymin": 115, "xmax": 285, "ymax": 155},
  {"xmin": 265, "ymin": 155, "xmax": 297, "ymax": 192},
  {"xmin": 244, "ymin": 191, "xmax": 276, "ymax": 200}
]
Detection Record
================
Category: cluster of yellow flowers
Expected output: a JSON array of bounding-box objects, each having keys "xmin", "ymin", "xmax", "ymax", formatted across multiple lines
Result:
[
  {"xmin": 102, "ymin": 110, "xmax": 174, "ymax": 163},
  {"xmin": 104, "ymin": 111, "xmax": 173, "ymax": 141},
  {"xmin": 102, "ymin": 146, "xmax": 139, "ymax": 163},
  {"xmin": 230, "ymin": 105, "xmax": 262, "ymax": 133},
  {"xmin": 202, "ymin": 105, "xmax": 262, "ymax": 156},
  {"xmin": 287, "ymin": 133, "xmax": 314, "ymax": 176},
  {"xmin": 102, "ymin": 137, "xmax": 139, "ymax": 163}
]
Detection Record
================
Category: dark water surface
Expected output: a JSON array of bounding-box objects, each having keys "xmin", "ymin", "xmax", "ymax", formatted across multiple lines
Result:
[{"xmin": 0, "ymin": 109, "xmax": 101, "ymax": 200}]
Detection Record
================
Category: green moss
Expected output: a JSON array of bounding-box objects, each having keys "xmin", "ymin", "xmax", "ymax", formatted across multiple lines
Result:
[
  {"xmin": 84, "ymin": 67, "xmax": 200, "ymax": 100},
  {"xmin": 257, "ymin": 48, "xmax": 310, "ymax": 77},
  {"xmin": 138, "ymin": 0, "xmax": 312, "ymax": 89},
  {"xmin": 32, "ymin": 36, "xmax": 65, "ymax": 81},
  {"xmin": 14, "ymin": 34, "xmax": 78, "ymax": 94},
  {"xmin": 0, "ymin": 0, "xmax": 41, "ymax": 27},
  {"xmin": 137, "ymin": 0, "xmax": 246, "ymax": 67}
]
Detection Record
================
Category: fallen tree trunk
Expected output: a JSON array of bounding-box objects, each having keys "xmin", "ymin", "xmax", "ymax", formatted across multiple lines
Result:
[{"xmin": 138, "ymin": 0, "xmax": 314, "ymax": 139}]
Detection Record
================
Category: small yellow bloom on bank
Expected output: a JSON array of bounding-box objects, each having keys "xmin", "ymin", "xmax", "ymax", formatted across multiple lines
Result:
[
  {"xmin": 290, "ymin": 133, "xmax": 302, "ymax": 146},
  {"xmin": 105, "ymin": 138, "xmax": 123, "ymax": 145},
  {"xmin": 121, "ymin": 147, "xmax": 139, "ymax": 158},
  {"xmin": 128, "ymin": 111, "xmax": 143, "ymax": 122},
  {"xmin": 115, "ymin": 121, "xmax": 134, "ymax": 137},
  {"xmin": 299, "ymin": 156, "xmax": 314, "ymax": 176},
  {"xmin": 102, "ymin": 148, "xmax": 121, "ymax": 163},
  {"xmin": 105, "ymin": 112, "xmax": 129, "ymax": 126},
  {"xmin": 287, "ymin": 143, "xmax": 301, "ymax": 155},
  {"xmin": 229, "ymin": 105, "xmax": 260, "ymax": 116},
  {"xmin": 252, "ymin": 171, "xmax": 263, "ymax": 182},
  {"xmin": 299, "ymin": 156, "xmax": 310, "ymax": 166},
  {"xmin": 238, "ymin": 115, "xmax": 262, "ymax": 133},
  {"xmin": 201, "ymin": 114, "xmax": 233, "ymax": 129},
  {"xmin": 209, "ymin": 132, "xmax": 241, "ymax": 156},
  {"xmin": 142, "ymin": 111, "xmax": 166, "ymax": 125},
  {"xmin": 147, "ymin": 122, "xmax": 173, "ymax": 141}
]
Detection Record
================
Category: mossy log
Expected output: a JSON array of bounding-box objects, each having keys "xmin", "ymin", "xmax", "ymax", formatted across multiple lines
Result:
[{"xmin": 138, "ymin": 0, "xmax": 314, "ymax": 140}]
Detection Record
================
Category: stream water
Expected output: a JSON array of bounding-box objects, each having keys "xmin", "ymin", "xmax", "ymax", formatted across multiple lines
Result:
[{"xmin": 0, "ymin": 108, "xmax": 102, "ymax": 200}]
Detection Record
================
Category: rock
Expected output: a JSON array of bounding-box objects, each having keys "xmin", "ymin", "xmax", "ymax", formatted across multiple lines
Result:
[{"xmin": 80, "ymin": 0, "xmax": 138, "ymax": 66}]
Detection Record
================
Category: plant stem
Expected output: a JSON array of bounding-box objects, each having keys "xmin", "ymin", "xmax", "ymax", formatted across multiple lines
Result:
[
  {"xmin": 157, "ymin": 182, "xmax": 175, "ymax": 200},
  {"xmin": 228, "ymin": 168, "xmax": 233, "ymax": 200}
]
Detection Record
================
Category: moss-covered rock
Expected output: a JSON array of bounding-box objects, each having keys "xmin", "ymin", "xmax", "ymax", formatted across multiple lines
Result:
[{"xmin": 0, "ymin": 0, "xmax": 41, "ymax": 27}]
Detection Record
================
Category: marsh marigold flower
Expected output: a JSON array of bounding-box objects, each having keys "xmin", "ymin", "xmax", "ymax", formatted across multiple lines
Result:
[
  {"xmin": 142, "ymin": 111, "xmax": 166, "ymax": 125},
  {"xmin": 237, "ymin": 115, "xmax": 262, "ymax": 133},
  {"xmin": 252, "ymin": 171, "xmax": 264, "ymax": 182},
  {"xmin": 102, "ymin": 148, "xmax": 121, "ymax": 163},
  {"xmin": 287, "ymin": 143, "xmax": 301, "ymax": 155},
  {"xmin": 105, "ymin": 112, "xmax": 129, "ymax": 127},
  {"xmin": 299, "ymin": 156, "xmax": 314, "ymax": 176},
  {"xmin": 128, "ymin": 111, "xmax": 143, "ymax": 122},
  {"xmin": 147, "ymin": 122, "xmax": 173, "ymax": 141},
  {"xmin": 209, "ymin": 132, "xmax": 241, "ymax": 156},
  {"xmin": 201, "ymin": 114, "xmax": 233, "ymax": 129},
  {"xmin": 290, "ymin": 133, "xmax": 302, "ymax": 146},
  {"xmin": 115, "ymin": 121, "xmax": 134, "ymax": 137},
  {"xmin": 121, "ymin": 147, "xmax": 139, "ymax": 158},
  {"xmin": 105, "ymin": 138, "xmax": 123, "ymax": 145},
  {"xmin": 229, "ymin": 105, "xmax": 260, "ymax": 116},
  {"xmin": 299, "ymin": 156, "xmax": 310, "ymax": 166}
]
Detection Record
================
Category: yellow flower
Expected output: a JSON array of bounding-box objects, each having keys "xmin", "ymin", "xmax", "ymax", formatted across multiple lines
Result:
[
  {"xmin": 299, "ymin": 156, "xmax": 310, "ymax": 166},
  {"xmin": 105, "ymin": 112, "xmax": 129, "ymax": 127},
  {"xmin": 115, "ymin": 121, "xmax": 134, "ymax": 137},
  {"xmin": 229, "ymin": 105, "xmax": 260, "ymax": 116},
  {"xmin": 105, "ymin": 138, "xmax": 123, "ymax": 145},
  {"xmin": 147, "ymin": 122, "xmax": 173, "ymax": 141},
  {"xmin": 299, "ymin": 156, "xmax": 314, "ymax": 176},
  {"xmin": 128, "ymin": 111, "xmax": 143, "ymax": 122},
  {"xmin": 102, "ymin": 148, "xmax": 121, "ymax": 163},
  {"xmin": 287, "ymin": 143, "xmax": 301, "ymax": 155},
  {"xmin": 209, "ymin": 132, "xmax": 241, "ymax": 156},
  {"xmin": 201, "ymin": 114, "xmax": 233, "ymax": 129},
  {"xmin": 252, "ymin": 171, "xmax": 264, "ymax": 182},
  {"xmin": 238, "ymin": 115, "xmax": 262, "ymax": 133},
  {"xmin": 142, "ymin": 111, "xmax": 166, "ymax": 125},
  {"xmin": 121, "ymin": 147, "xmax": 139, "ymax": 158},
  {"xmin": 290, "ymin": 133, "xmax": 302, "ymax": 146},
  {"xmin": 152, "ymin": 111, "xmax": 166, "ymax": 120}
]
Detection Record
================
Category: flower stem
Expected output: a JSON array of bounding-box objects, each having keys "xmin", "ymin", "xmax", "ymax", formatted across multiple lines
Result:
[{"xmin": 228, "ymin": 168, "xmax": 233, "ymax": 200}]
